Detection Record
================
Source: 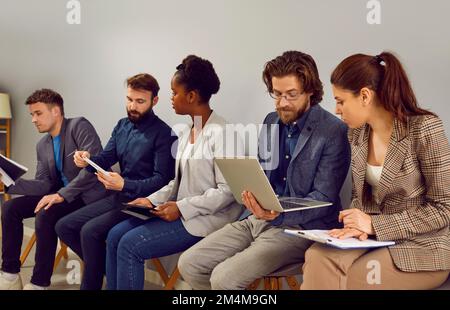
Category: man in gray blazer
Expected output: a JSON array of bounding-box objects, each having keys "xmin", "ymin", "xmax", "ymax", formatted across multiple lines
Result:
[
  {"xmin": 0, "ymin": 89, "xmax": 107, "ymax": 290},
  {"xmin": 178, "ymin": 51, "xmax": 351, "ymax": 290}
]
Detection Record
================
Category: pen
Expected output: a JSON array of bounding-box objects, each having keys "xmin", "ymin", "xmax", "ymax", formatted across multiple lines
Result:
[{"xmin": 66, "ymin": 150, "xmax": 77, "ymax": 158}]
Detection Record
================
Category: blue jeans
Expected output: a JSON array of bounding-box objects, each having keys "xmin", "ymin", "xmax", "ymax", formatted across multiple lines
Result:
[{"xmin": 106, "ymin": 217, "xmax": 202, "ymax": 290}]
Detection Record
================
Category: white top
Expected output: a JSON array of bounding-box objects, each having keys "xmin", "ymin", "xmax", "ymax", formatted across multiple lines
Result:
[
  {"xmin": 366, "ymin": 163, "xmax": 383, "ymax": 197},
  {"xmin": 179, "ymin": 141, "xmax": 194, "ymax": 173}
]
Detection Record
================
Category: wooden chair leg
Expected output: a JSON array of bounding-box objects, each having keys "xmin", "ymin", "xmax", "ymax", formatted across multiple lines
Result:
[
  {"xmin": 286, "ymin": 276, "xmax": 300, "ymax": 290},
  {"xmin": 20, "ymin": 233, "xmax": 36, "ymax": 266},
  {"xmin": 61, "ymin": 242, "xmax": 69, "ymax": 260},
  {"xmin": 151, "ymin": 258, "xmax": 169, "ymax": 285},
  {"xmin": 164, "ymin": 267, "xmax": 180, "ymax": 290},
  {"xmin": 247, "ymin": 278, "xmax": 261, "ymax": 290},
  {"xmin": 152, "ymin": 258, "xmax": 181, "ymax": 290},
  {"xmin": 270, "ymin": 277, "xmax": 279, "ymax": 290},
  {"xmin": 21, "ymin": 232, "xmax": 69, "ymax": 271},
  {"xmin": 264, "ymin": 277, "xmax": 271, "ymax": 290},
  {"xmin": 53, "ymin": 242, "xmax": 69, "ymax": 271}
]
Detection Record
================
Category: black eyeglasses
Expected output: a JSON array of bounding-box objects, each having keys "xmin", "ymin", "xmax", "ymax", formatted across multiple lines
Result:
[{"xmin": 269, "ymin": 90, "xmax": 303, "ymax": 101}]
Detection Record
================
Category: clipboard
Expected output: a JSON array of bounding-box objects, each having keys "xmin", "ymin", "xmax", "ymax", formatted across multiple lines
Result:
[{"xmin": 284, "ymin": 229, "xmax": 395, "ymax": 249}]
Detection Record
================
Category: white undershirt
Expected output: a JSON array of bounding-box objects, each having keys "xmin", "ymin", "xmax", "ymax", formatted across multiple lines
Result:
[
  {"xmin": 180, "ymin": 142, "xmax": 194, "ymax": 173},
  {"xmin": 366, "ymin": 163, "xmax": 383, "ymax": 197}
]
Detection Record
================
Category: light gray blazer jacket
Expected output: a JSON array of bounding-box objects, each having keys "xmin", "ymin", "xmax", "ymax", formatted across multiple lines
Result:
[{"xmin": 148, "ymin": 111, "xmax": 244, "ymax": 237}]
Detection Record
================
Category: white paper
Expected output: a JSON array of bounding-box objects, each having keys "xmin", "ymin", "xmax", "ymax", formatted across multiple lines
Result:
[
  {"xmin": 284, "ymin": 229, "xmax": 395, "ymax": 249},
  {"xmin": 0, "ymin": 167, "xmax": 15, "ymax": 187}
]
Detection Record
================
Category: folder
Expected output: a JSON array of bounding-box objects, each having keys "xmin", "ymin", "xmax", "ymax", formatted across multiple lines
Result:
[
  {"xmin": 0, "ymin": 154, "xmax": 28, "ymax": 187},
  {"xmin": 284, "ymin": 229, "xmax": 395, "ymax": 249}
]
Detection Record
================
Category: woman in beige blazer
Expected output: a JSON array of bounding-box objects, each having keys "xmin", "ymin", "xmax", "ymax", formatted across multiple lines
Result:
[
  {"xmin": 301, "ymin": 52, "xmax": 450, "ymax": 290},
  {"xmin": 105, "ymin": 55, "xmax": 244, "ymax": 290}
]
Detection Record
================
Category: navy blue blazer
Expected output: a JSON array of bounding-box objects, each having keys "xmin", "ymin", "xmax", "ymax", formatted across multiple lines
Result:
[{"xmin": 259, "ymin": 104, "xmax": 350, "ymax": 230}]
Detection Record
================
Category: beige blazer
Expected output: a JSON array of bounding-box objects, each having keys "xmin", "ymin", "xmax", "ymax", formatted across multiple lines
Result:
[{"xmin": 349, "ymin": 115, "xmax": 450, "ymax": 272}]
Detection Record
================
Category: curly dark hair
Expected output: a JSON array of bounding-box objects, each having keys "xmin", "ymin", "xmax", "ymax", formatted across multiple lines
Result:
[
  {"xmin": 25, "ymin": 88, "xmax": 64, "ymax": 116},
  {"xmin": 263, "ymin": 51, "xmax": 324, "ymax": 106},
  {"xmin": 127, "ymin": 73, "xmax": 160, "ymax": 98},
  {"xmin": 175, "ymin": 55, "xmax": 220, "ymax": 103}
]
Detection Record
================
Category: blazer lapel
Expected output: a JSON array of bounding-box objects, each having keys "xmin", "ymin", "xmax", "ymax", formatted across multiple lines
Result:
[
  {"xmin": 261, "ymin": 118, "xmax": 280, "ymax": 181},
  {"xmin": 59, "ymin": 119, "xmax": 68, "ymax": 169},
  {"xmin": 376, "ymin": 118, "xmax": 409, "ymax": 205},
  {"xmin": 173, "ymin": 128, "xmax": 190, "ymax": 191},
  {"xmin": 352, "ymin": 124, "xmax": 370, "ymax": 202},
  {"xmin": 190, "ymin": 111, "xmax": 218, "ymax": 157},
  {"xmin": 291, "ymin": 107, "xmax": 318, "ymax": 162},
  {"xmin": 45, "ymin": 135, "xmax": 58, "ymax": 181}
]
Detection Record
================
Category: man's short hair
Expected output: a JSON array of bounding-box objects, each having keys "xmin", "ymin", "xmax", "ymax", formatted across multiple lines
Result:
[
  {"xmin": 262, "ymin": 51, "xmax": 324, "ymax": 106},
  {"xmin": 25, "ymin": 88, "xmax": 65, "ymax": 116},
  {"xmin": 126, "ymin": 73, "xmax": 160, "ymax": 98}
]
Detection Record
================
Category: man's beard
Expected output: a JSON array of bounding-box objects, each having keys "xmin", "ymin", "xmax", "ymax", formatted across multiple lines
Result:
[
  {"xmin": 127, "ymin": 107, "xmax": 152, "ymax": 123},
  {"xmin": 276, "ymin": 105, "xmax": 308, "ymax": 125}
]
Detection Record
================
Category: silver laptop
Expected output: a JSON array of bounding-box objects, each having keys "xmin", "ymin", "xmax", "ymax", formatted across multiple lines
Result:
[{"xmin": 214, "ymin": 157, "xmax": 332, "ymax": 213}]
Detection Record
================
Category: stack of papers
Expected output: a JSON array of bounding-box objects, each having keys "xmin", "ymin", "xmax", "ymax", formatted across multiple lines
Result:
[{"xmin": 284, "ymin": 229, "xmax": 395, "ymax": 249}]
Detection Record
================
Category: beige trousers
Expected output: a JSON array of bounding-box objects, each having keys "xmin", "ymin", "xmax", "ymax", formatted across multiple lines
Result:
[{"xmin": 301, "ymin": 243, "xmax": 449, "ymax": 290}]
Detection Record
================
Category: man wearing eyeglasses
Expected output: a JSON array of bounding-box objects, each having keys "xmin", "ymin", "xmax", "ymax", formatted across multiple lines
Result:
[{"xmin": 178, "ymin": 51, "xmax": 351, "ymax": 290}]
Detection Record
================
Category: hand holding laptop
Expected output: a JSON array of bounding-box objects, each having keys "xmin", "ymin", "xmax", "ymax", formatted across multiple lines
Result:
[{"xmin": 241, "ymin": 190, "xmax": 280, "ymax": 221}]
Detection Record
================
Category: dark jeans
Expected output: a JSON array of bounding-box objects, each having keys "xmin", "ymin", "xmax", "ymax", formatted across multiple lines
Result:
[
  {"xmin": 1, "ymin": 195, "xmax": 84, "ymax": 287},
  {"xmin": 55, "ymin": 194, "xmax": 130, "ymax": 290}
]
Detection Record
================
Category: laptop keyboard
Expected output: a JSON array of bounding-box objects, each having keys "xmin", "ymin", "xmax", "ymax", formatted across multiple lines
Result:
[{"xmin": 280, "ymin": 201, "xmax": 304, "ymax": 210}]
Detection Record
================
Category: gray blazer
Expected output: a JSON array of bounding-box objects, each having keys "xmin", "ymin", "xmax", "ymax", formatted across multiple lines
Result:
[
  {"xmin": 148, "ymin": 111, "xmax": 244, "ymax": 237},
  {"xmin": 7, "ymin": 117, "xmax": 108, "ymax": 204}
]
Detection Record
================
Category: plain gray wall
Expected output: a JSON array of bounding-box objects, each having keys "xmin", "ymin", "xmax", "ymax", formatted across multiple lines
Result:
[{"xmin": 1, "ymin": 0, "xmax": 449, "ymax": 206}]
